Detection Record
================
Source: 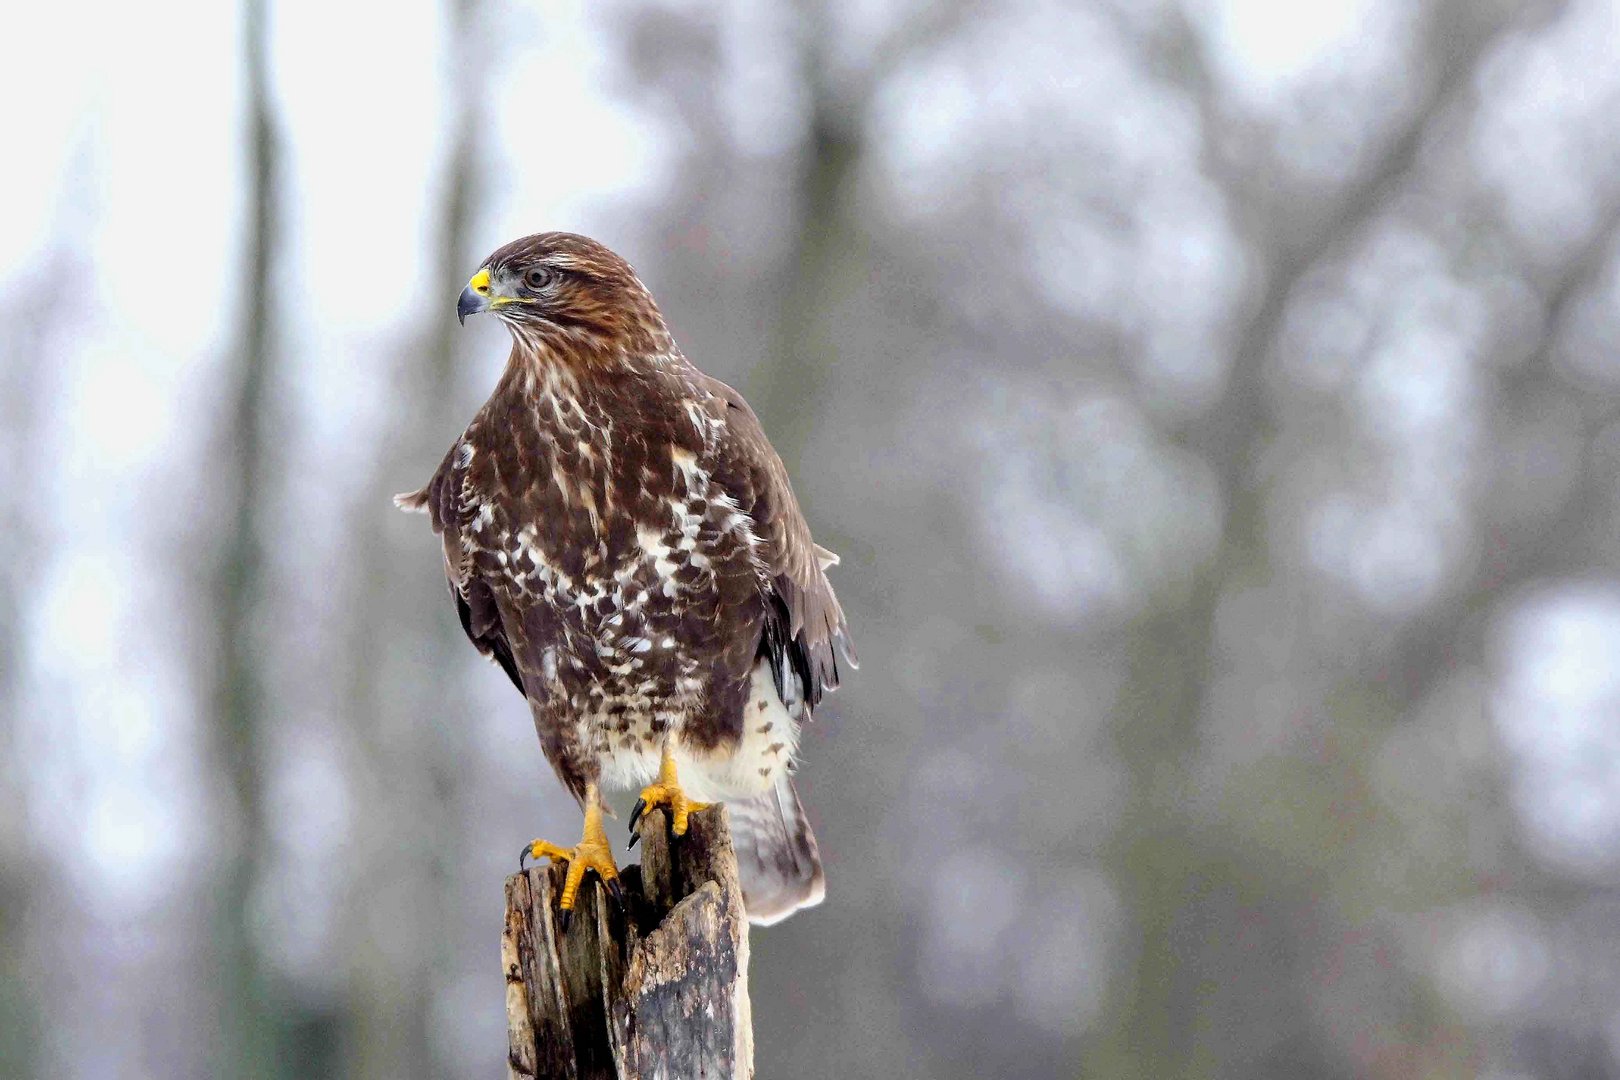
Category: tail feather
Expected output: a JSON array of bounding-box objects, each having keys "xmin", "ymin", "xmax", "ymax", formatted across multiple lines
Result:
[{"xmin": 728, "ymin": 776, "xmax": 824, "ymax": 925}]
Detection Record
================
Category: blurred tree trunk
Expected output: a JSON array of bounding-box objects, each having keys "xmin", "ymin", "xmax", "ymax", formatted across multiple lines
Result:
[
  {"xmin": 339, "ymin": 0, "xmax": 486, "ymax": 1074},
  {"xmin": 747, "ymin": 1, "xmax": 967, "ymax": 465},
  {"xmin": 0, "ymin": 284, "xmax": 57, "ymax": 1080},
  {"xmin": 209, "ymin": 0, "xmax": 342, "ymax": 1074},
  {"xmin": 748, "ymin": 112, "xmax": 861, "ymax": 470}
]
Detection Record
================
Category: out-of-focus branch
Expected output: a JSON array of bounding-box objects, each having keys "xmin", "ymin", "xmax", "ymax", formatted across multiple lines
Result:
[
  {"xmin": 1376, "ymin": 204, "xmax": 1620, "ymax": 700},
  {"xmin": 1107, "ymin": 0, "xmax": 1542, "ymax": 798},
  {"xmin": 1092, "ymin": 9, "xmax": 1562, "ymax": 1076},
  {"xmin": 1177, "ymin": 0, "xmax": 1564, "ymax": 480}
]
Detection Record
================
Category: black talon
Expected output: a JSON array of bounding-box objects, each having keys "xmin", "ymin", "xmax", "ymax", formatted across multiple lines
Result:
[
  {"xmin": 519, "ymin": 843, "xmax": 533, "ymax": 870},
  {"xmin": 606, "ymin": 878, "xmax": 624, "ymax": 909},
  {"xmin": 628, "ymin": 798, "xmax": 647, "ymax": 834},
  {"xmin": 627, "ymin": 829, "xmax": 640, "ymax": 849},
  {"xmin": 558, "ymin": 908, "xmax": 572, "ymax": 934}
]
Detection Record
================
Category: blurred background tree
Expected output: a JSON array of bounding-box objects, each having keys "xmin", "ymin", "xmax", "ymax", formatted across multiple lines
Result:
[{"xmin": 7, "ymin": 0, "xmax": 1620, "ymax": 1077}]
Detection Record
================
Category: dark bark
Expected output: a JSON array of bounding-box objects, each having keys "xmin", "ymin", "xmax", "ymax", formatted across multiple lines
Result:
[{"xmin": 503, "ymin": 807, "xmax": 752, "ymax": 1080}]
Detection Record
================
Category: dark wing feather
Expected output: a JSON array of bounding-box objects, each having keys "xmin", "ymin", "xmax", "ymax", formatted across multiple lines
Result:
[
  {"xmin": 697, "ymin": 375, "xmax": 854, "ymax": 710},
  {"xmin": 456, "ymin": 581, "xmax": 523, "ymax": 693},
  {"xmin": 396, "ymin": 441, "xmax": 524, "ymax": 696}
]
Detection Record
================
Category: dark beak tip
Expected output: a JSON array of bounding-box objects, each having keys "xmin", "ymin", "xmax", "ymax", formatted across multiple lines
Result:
[{"xmin": 456, "ymin": 286, "xmax": 484, "ymax": 326}]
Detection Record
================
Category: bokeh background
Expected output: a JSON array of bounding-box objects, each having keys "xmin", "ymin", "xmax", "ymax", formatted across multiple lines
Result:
[{"xmin": 7, "ymin": 0, "xmax": 1620, "ymax": 1076}]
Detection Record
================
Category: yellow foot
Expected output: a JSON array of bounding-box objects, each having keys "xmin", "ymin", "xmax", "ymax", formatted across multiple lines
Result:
[
  {"xmin": 519, "ymin": 793, "xmax": 622, "ymax": 932},
  {"xmin": 629, "ymin": 763, "xmax": 713, "ymax": 847}
]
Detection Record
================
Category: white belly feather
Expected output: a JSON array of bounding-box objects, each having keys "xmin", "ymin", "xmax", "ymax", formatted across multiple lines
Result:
[{"xmin": 597, "ymin": 658, "xmax": 802, "ymax": 804}]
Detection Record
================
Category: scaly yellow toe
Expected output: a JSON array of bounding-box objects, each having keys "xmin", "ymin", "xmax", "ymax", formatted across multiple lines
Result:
[
  {"xmin": 630, "ymin": 746, "xmax": 713, "ymax": 841},
  {"xmin": 518, "ymin": 787, "xmax": 622, "ymax": 928}
]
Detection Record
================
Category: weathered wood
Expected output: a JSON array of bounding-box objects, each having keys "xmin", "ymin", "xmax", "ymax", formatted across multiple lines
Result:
[{"xmin": 503, "ymin": 806, "xmax": 753, "ymax": 1080}]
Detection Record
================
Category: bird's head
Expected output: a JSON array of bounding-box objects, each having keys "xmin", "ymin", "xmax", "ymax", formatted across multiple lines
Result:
[{"xmin": 457, "ymin": 232, "xmax": 672, "ymax": 359}]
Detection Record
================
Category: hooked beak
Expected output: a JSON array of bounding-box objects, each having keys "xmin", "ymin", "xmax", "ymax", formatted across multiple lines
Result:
[{"xmin": 457, "ymin": 267, "xmax": 491, "ymax": 325}]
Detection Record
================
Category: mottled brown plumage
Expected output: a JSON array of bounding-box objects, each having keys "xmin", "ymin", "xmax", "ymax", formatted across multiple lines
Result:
[{"xmin": 399, "ymin": 232, "xmax": 852, "ymax": 923}]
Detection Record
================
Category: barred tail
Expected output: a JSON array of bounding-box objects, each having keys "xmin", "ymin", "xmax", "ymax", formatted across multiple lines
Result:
[{"xmin": 728, "ymin": 775, "xmax": 825, "ymax": 925}]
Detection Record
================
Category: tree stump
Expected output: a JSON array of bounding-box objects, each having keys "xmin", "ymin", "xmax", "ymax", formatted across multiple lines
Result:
[{"xmin": 503, "ymin": 805, "xmax": 753, "ymax": 1080}]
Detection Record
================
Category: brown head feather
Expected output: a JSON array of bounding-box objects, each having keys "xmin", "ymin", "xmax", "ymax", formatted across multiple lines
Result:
[{"xmin": 478, "ymin": 231, "xmax": 673, "ymax": 362}]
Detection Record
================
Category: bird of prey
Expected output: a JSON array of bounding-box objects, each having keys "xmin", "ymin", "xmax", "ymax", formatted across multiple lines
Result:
[{"xmin": 398, "ymin": 232, "xmax": 854, "ymax": 926}]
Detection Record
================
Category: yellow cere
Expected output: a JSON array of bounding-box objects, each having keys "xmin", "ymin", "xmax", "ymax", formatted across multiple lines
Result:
[{"xmin": 468, "ymin": 267, "xmax": 491, "ymax": 294}]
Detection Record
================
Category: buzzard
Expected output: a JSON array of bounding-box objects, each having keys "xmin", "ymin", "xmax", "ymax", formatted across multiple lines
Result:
[{"xmin": 398, "ymin": 232, "xmax": 854, "ymax": 926}]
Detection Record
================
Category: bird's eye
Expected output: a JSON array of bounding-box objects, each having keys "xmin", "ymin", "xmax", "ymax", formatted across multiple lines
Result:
[{"xmin": 525, "ymin": 268, "xmax": 554, "ymax": 290}]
